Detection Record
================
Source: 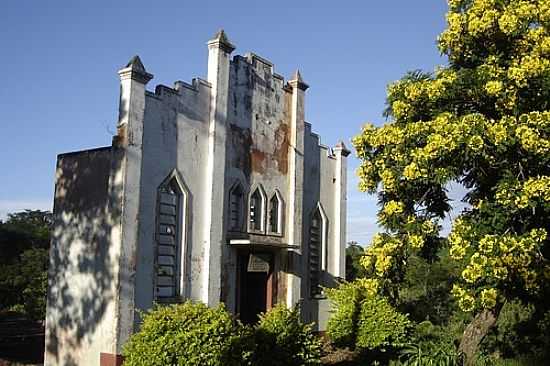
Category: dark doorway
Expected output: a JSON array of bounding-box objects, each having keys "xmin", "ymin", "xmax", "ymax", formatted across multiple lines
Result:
[{"xmin": 237, "ymin": 251, "xmax": 273, "ymax": 324}]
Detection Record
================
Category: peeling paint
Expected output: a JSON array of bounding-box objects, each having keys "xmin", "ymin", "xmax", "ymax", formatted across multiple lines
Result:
[
  {"xmin": 273, "ymin": 122, "xmax": 289, "ymax": 175},
  {"xmin": 250, "ymin": 148, "xmax": 266, "ymax": 174}
]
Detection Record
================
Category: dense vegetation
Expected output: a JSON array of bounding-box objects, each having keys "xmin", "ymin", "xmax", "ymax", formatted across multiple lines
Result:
[
  {"xmin": 346, "ymin": 0, "xmax": 550, "ymax": 364},
  {"xmin": 0, "ymin": 210, "xmax": 51, "ymax": 321},
  {"xmin": 122, "ymin": 302, "xmax": 321, "ymax": 366}
]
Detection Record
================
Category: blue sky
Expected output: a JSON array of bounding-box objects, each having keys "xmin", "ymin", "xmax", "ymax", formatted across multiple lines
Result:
[{"xmin": 0, "ymin": 1, "xmax": 449, "ymax": 244}]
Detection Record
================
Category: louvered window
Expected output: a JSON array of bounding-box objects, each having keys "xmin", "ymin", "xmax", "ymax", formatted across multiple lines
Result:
[
  {"xmin": 156, "ymin": 180, "xmax": 181, "ymax": 299},
  {"xmin": 309, "ymin": 210, "xmax": 322, "ymax": 297}
]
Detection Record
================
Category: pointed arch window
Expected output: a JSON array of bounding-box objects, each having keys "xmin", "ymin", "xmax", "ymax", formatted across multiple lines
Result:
[
  {"xmin": 229, "ymin": 183, "xmax": 244, "ymax": 231},
  {"xmin": 155, "ymin": 172, "xmax": 188, "ymax": 300},
  {"xmin": 249, "ymin": 187, "xmax": 265, "ymax": 232},
  {"xmin": 309, "ymin": 204, "xmax": 327, "ymax": 298},
  {"xmin": 268, "ymin": 192, "xmax": 283, "ymax": 235}
]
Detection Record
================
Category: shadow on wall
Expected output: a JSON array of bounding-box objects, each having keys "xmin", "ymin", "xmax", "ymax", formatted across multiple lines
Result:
[{"xmin": 45, "ymin": 147, "xmax": 122, "ymax": 365}]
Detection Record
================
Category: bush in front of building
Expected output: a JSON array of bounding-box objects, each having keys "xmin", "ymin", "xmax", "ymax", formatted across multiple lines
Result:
[
  {"xmin": 326, "ymin": 281, "xmax": 411, "ymax": 352},
  {"xmin": 122, "ymin": 301, "xmax": 322, "ymax": 366},
  {"xmin": 251, "ymin": 304, "xmax": 321, "ymax": 366},
  {"xmin": 122, "ymin": 301, "xmax": 246, "ymax": 366}
]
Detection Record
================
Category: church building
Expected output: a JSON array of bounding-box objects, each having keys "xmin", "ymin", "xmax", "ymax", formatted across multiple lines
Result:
[{"xmin": 44, "ymin": 30, "xmax": 349, "ymax": 366}]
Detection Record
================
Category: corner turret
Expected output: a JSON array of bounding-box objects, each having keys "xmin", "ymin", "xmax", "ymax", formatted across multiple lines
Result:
[
  {"xmin": 207, "ymin": 29, "xmax": 236, "ymax": 55},
  {"xmin": 118, "ymin": 55, "xmax": 153, "ymax": 85}
]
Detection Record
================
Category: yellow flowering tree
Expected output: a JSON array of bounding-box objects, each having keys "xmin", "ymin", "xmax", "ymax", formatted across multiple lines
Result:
[{"xmin": 353, "ymin": 0, "xmax": 550, "ymax": 364}]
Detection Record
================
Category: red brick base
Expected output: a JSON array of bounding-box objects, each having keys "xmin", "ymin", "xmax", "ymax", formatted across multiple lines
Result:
[{"xmin": 100, "ymin": 352, "xmax": 124, "ymax": 366}]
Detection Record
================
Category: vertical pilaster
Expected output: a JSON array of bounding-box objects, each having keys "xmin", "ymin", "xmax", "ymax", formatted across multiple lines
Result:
[
  {"xmin": 286, "ymin": 71, "xmax": 308, "ymax": 307},
  {"xmin": 114, "ymin": 56, "xmax": 152, "ymax": 353},
  {"xmin": 333, "ymin": 141, "xmax": 350, "ymax": 278},
  {"xmin": 203, "ymin": 30, "xmax": 234, "ymax": 305}
]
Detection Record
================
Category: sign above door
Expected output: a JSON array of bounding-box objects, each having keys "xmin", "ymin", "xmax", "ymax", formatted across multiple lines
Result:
[{"xmin": 247, "ymin": 254, "xmax": 270, "ymax": 273}]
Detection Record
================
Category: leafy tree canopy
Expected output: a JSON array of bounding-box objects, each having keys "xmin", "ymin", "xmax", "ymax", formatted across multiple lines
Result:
[
  {"xmin": 354, "ymin": 0, "xmax": 550, "ymax": 315},
  {"xmin": 0, "ymin": 210, "xmax": 52, "ymax": 264},
  {"xmin": 346, "ymin": 241, "xmax": 368, "ymax": 281},
  {"xmin": 352, "ymin": 0, "xmax": 550, "ymax": 362},
  {"xmin": 0, "ymin": 210, "xmax": 51, "ymax": 320}
]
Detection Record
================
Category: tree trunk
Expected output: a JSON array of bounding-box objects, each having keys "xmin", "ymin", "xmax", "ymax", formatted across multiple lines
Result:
[{"xmin": 458, "ymin": 308, "xmax": 499, "ymax": 366}]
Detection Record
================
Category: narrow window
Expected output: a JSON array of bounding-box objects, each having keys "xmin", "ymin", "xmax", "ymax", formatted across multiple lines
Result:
[
  {"xmin": 229, "ymin": 184, "xmax": 244, "ymax": 231},
  {"xmin": 249, "ymin": 188, "xmax": 263, "ymax": 231},
  {"xmin": 309, "ymin": 209, "xmax": 322, "ymax": 297},
  {"xmin": 268, "ymin": 194, "xmax": 281, "ymax": 234},
  {"xmin": 156, "ymin": 176, "xmax": 186, "ymax": 299}
]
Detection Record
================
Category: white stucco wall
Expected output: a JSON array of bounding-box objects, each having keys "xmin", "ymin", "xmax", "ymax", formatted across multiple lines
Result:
[
  {"xmin": 45, "ymin": 147, "xmax": 122, "ymax": 366},
  {"xmin": 45, "ymin": 32, "xmax": 348, "ymax": 365}
]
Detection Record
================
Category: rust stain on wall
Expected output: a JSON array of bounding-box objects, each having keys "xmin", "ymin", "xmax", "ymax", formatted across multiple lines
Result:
[
  {"xmin": 250, "ymin": 148, "xmax": 266, "ymax": 174},
  {"xmin": 273, "ymin": 122, "xmax": 289, "ymax": 175},
  {"xmin": 112, "ymin": 124, "xmax": 127, "ymax": 147}
]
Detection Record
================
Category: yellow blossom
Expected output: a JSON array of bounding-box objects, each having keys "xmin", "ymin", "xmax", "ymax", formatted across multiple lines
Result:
[
  {"xmin": 485, "ymin": 80, "xmax": 503, "ymax": 95},
  {"xmin": 408, "ymin": 234, "xmax": 424, "ymax": 250},
  {"xmin": 480, "ymin": 288, "xmax": 497, "ymax": 309}
]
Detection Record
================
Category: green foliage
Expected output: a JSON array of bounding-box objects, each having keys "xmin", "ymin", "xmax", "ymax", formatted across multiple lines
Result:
[
  {"xmin": 0, "ymin": 210, "xmax": 51, "ymax": 320},
  {"xmin": 253, "ymin": 304, "xmax": 321, "ymax": 366},
  {"xmin": 353, "ymin": 0, "xmax": 550, "ymax": 315},
  {"xmin": 122, "ymin": 301, "xmax": 245, "ymax": 366},
  {"xmin": 399, "ymin": 251, "xmax": 462, "ymax": 325},
  {"xmin": 346, "ymin": 241, "xmax": 367, "ymax": 281},
  {"xmin": 0, "ymin": 210, "xmax": 51, "ymax": 264},
  {"xmin": 411, "ymin": 320, "xmax": 460, "ymax": 355},
  {"xmin": 474, "ymin": 354, "xmax": 547, "ymax": 366},
  {"xmin": 535, "ymin": 309, "xmax": 550, "ymax": 352},
  {"xmin": 122, "ymin": 302, "xmax": 321, "ymax": 366},
  {"xmin": 397, "ymin": 343, "xmax": 459, "ymax": 366},
  {"xmin": 356, "ymin": 296, "xmax": 411, "ymax": 350},
  {"xmin": 481, "ymin": 300, "xmax": 535, "ymax": 358},
  {"xmin": 20, "ymin": 248, "xmax": 49, "ymax": 319},
  {"xmin": 326, "ymin": 282, "xmax": 365, "ymax": 347},
  {"xmin": 326, "ymin": 281, "xmax": 410, "ymax": 352},
  {"xmin": 351, "ymin": 0, "xmax": 550, "ymax": 362}
]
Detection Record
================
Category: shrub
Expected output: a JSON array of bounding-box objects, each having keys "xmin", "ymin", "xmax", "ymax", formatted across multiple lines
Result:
[
  {"xmin": 122, "ymin": 302, "xmax": 323, "ymax": 366},
  {"xmin": 396, "ymin": 343, "xmax": 458, "ymax": 366},
  {"xmin": 325, "ymin": 281, "xmax": 364, "ymax": 348},
  {"xmin": 481, "ymin": 300, "xmax": 535, "ymax": 358},
  {"xmin": 326, "ymin": 281, "xmax": 410, "ymax": 352},
  {"xmin": 122, "ymin": 301, "xmax": 244, "ymax": 366},
  {"xmin": 355, "ymin": 296, "xmax": 410, "ymax": 350},
  {"xmin": 252, "ymin": 304, "xmax": 321, "ymax": 366}
]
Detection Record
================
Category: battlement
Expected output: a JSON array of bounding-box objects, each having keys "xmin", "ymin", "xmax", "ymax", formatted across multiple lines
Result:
[{"xmin": 118, "ymin": 30, "xmax": 345, "ymax": 158}]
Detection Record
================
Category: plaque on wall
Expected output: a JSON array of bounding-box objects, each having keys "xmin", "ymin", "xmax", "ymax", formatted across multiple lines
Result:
[{"xmin": 247, "ymin": 254, "xmax": 270, "ymax": 273}]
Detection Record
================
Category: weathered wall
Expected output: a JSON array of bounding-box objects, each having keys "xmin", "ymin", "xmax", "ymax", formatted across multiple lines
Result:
[
  {"xmin": 133, "ymin": 80, "xmax": 212, "ymax": 313},
  {"xmin": 300, "ymin": 124, "xmax": 343, "ymax": 330},
  {"xmin": 223, "ymin": 52, "xmax": 346, "ymax": 329},
  {"xmin": 45, "ymin": 34, "xmax": 348, "ymax": 366},
  {"xmin": 45, "ymin": 147, "xmax": 122, "ymax": 366},
  {"xmin": 223, "ymin": 54, "xmax": 294, "ymax": 311}
]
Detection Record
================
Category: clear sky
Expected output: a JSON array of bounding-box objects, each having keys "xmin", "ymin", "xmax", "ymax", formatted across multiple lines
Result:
[{"xmin": 0, "ymin": 1, "xmax": 449, "ymax": 244}]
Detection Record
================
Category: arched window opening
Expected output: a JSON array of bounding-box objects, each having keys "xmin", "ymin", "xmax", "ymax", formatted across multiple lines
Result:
[
  {"xmin": 229, "ymin": 184, "xmax": 244, "ymax": 231},
  {"xmin": 268, "ymin": 193, "xmax": 282, "ymax": 234},
  {"xmin": 249, "ymin": 188, "xmax": 263, "ymax": 231},
  {"xmin": 156, "ymin": 174, "xmax": 187, "ymax": 300},
  {"xmin": 309, "ymin": 209, "xmax": 322, "ymax": 297}
]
